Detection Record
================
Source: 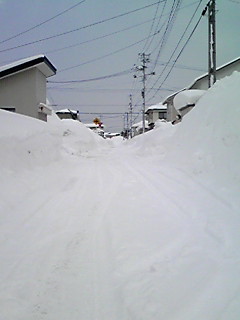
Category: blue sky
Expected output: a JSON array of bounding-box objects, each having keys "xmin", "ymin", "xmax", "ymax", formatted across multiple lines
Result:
[{"xmin": 0, "ymin": 0, "xmax": 239, "ymax": 132}]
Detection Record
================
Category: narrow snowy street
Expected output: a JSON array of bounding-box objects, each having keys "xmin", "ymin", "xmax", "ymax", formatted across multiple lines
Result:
[
  {"xmin": 1, "ymin": 143, "xmax": 240, "ymax": 320},
  {"xmin": 1, "ymin": 73, "xmax": 240, "ymax": 319}
]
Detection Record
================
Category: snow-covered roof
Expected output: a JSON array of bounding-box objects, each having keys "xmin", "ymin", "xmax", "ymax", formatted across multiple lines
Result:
[
  {"xmin": 173, "ymin": 90, "xmax": 206, "ymax": 110},
  {"xmin": 163, "ymin": 56, "xmax": 240, "ymax": 105},
  {"xmin": 56, "ymin": 109, "xmax": 79, "ymax": 114},
  {"xmin": 84, "ymin": 123, "xmax": 105, "ymax": 129},
  {"xmin": 188, "ymin": 56, "xmax": 240, "ymax": 89},
  {"xmin": 146, "ymin": 103, "xmax": 167, "ymax": 113},
  {"xmin": 0, "ymin": 55, "xmax": 56, "ymax": 79},
  {"xmin": 132, "ymin": 120, "xmax": 148, "ymax": 128},
  {"xmin": 162, "ymin": 89, "xmax": 185, "ymax": 105}
]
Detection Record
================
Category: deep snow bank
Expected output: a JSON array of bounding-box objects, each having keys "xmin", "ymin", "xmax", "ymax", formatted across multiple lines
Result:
[
  {"xmin": 125, "ymin": 120, "xmax": 177, "ymax": 158},
  {"xmin": 169, "ymin": 71, "xmax": 240, "ymax": 187},
  {"xmin": 0, "ymin": 110, "xmax": 108, "ymax": 171},
  {"xmin": 129, "ymin": 72, "xmax": 240, "ymax": 190}
]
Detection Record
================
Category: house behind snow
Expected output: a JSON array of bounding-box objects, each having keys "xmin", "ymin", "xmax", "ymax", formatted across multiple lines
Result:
[
  {"xmin": 145, "ymin": 103, "xmax": 167, "ymax": 128},
  {"xmin": 56, "ymin": 109, "xmax": 81, "ymax": 121},
  {"xmin": 163, "ymin": 56, "xmax": 240, "ymax": 123},
  {"xmin": 0, "ymin": 55, "xmax": 56, "ymax": 122}
]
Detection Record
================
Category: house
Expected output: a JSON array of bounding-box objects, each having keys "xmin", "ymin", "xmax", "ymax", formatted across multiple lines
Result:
[
  {"xmin": 188, "ymin": 56, "xmax": 240, "ymax": 90},
  {"xmin": 132, "ymin": 120, "xmax": 149, "ymax": 136},
  {"xmin": 145, "ymin": 103, "xmax": 167, "ymax": 128},
  {"xmin": 163, "ymin": 56, "xmax": 240, "ymax": 123},
  {"xmin": 84, "ymin": 123, "xmax": 105, "ymax": 138},
  {"xmin": 56, "ymin": 109, "xmax": 81, "ymax": 121},
  {"xmin": 0, "ymin": 55, "xmax": 56, "ymax": 121}
]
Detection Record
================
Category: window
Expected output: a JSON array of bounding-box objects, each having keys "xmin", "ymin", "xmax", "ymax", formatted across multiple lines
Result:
[{"xmin": 158, "ymin": 111, "xmax": 167, "ymax": 120}]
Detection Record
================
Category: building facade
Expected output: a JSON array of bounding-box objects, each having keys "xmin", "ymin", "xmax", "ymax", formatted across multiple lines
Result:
[{"xmin": 0, "ymin": 55, "xmax": 56, "ymax": 121}]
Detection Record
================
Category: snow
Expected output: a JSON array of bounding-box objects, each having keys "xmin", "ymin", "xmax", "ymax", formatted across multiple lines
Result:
[
  {"xmin": 173, "ymin": 89, "xmax": 206, "ymax": 110},
  {"xmin": 56, "ymin": 109, "xmax": 79, "ymax": 114},
  {"xmin": 0, "ymin": 72, "xmax": 240, "ymax": 319},
  {"xmin": 146, "ymin": 102, "xmax": 167, "ymax": 111},
  {"xmin": 0, "ymin": 54, "xmax": 45, "ymax": 73}
]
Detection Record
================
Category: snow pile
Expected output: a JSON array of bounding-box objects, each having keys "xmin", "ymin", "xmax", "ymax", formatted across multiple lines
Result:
[
  {"xmin": 173, "ymin": 89, "xmax": 206, "ymax": 110},
  {"xmin": 126, "ymin": 119, "xmax": 177, "ymax": 158},
  {"xmin": 169, "ymin": 71, "xmax": 240, "ymax": 190},
  {"xmin": 1, "ymin": 72, "xmax": 240, "ymax": 320},
  {"xmin": 0, "ymin": 110, "xmax": 107, "ymax": 171},
  {"xmin": 0, "ymin": 109, "xmax": 62, "ymax": 171},
  {"xmin": 58, "ymin": 119, "xmax": 108, "ymax": 157}
]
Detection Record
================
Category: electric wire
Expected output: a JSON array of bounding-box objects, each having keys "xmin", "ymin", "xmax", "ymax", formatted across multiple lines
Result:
[
  {"xmin": 147, "ymin": 0, "xmax": 204, "ymax": 97},
  {"xmin": 44, "ymin": 0, "xmax": 199, "ymax": 56},
  {"xmin": 143, "ymin": 0, "xmax": 168, "ymax": 53},
  {"xmin": 58, "ymin": 29, "xmax": 161, "ymax": 73},
  {"xmin": 142, "ymin": 0, "xmax": 165, "ymax": 52},
  {"xmin": 0, "ymin": 0, "xmax": 86, "ymax": 45},
  {"xmin": 0, "ymin": 1, "xmax": 162, "ymax": 53},
  {"xmin": 147, "ymin": 10, "xmax": 205, "ymax": 102},
  {"xmin": 151, "ymin": 0, "xmax": 183, "ymax": 71},
  {"xmin": 48, "ymin": 69, "xmax": 132, "ymax": 84},
  {"xmin": 45, "ymin": 17, "xmax": 162, "ymax": 55}
]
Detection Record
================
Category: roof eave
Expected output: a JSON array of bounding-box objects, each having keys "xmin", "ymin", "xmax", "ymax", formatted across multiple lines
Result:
[{"xmin": 0, "ymin": 55, "xmax": 57, "ymax": 80}]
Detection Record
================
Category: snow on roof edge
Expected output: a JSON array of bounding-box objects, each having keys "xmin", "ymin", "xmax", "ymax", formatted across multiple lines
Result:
[{"xmin": 0, "ymin": 54, "xmax": 56, "ymax": 78}]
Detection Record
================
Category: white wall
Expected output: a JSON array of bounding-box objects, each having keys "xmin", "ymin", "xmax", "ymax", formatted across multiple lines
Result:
[
  {"xmin": 191, "ymin": 61, "xmax": 240, "ymax": 90},
  {"xmin": 0, "ymin": 68, "xmax": 47, "ymax": 121}
]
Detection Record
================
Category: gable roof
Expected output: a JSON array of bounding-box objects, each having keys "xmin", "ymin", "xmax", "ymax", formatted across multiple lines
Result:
[
  {"xmin": 146, "ymin": 103, "xmax": 167, "ymax": 113},
  {"xmin": 188, "ymin": 56, "xmax": 240, "ymax": 89},
  {"xmin": 0, "ymin": 54, "xmax": 57, "ymax": 80},
  {"xmin": 163, "ymin": 56, "xmax": 240, "ymax": 105}
]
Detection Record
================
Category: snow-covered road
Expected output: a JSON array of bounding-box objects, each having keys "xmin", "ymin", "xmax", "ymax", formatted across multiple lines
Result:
[
  {"xmin": 1, "ymin": 72, "xmax": 240, "ymax": 319},
  {"xmin": 1, "ymin": 143, "xmax": 240, "ymax": 320}
]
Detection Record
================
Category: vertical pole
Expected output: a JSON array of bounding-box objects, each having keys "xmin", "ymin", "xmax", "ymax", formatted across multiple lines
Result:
[
  {"xmin": 140, "ymin": 53, "xmax": 147, "ymax": 133},
  {"xmin": 143, "ymin": 55, "xmax": 146, "ymax": 133},
  {"xmin": 129, "ymin": 94, "xmax": 133, "ymax": 138},
  {"xmin": 123, "ymin": 113, "xmax": 125, "ymax": 137},
  {"xmin": 208, "ymin": 0, "xmax": 216, "ymax": 88},
  {"xmin": 212, "ymin": 0, "xmax": 216, "ymax": 84},
  {"xmin": 126, "ymin": 112, "xmax": 129, "ymax": 139},
  {"xmin": 208, "ymin": 2, "xmax": 211, "ymax": 88}
]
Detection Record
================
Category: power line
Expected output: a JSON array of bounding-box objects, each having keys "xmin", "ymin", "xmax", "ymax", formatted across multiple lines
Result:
[
  {"xmin": 58, "ymin": 29, "xmax": 161, "ymax": 73},
  {"xmin": 151, "ymin": 60, "xmax": 206, "ymax": 72},
  {"xmin": 151, "ymin": 0, "xmax": 183, "ymax": 71},
  {"xmin": 53, "ymin": 104, "xmax": 142, "ymax": 107},
  {"xmin": 143, "ymin": 0, "xmax": 168, "ymax": 53},
  {"xmin": 148, "ymin": 8, "xmax": 205, "ymax": 102},
  {"xmin": 147, "ymin": 0, "xmax": 204, "ymax": 96},
  {"xmin": 48, "ymin": 69, "xmax": 132, "ymax": 84},
  {"xmin": 45, "ymin": 17, "xmax": 160, "ymax": 55},
  {"xmin": 146, "ymin": 1, "xmax": 200, "ymax": 55},
  {"xmin": 0, "ymin": 1, "xmax": 163, "ymax": 53},
  {"xmin": 48, "ymin": 86, "xmax": 175, "ymax": 92},
  {"xmin": 142, "ymin": 0, "xmax": 164, "ymax": 52},
  {"xmin": 45, "ymin": 0, "xmax": 199, "ymax": 56},
  {"xmin": 0, "ymin": 0, "xmax": 86, "ymax": 45}
]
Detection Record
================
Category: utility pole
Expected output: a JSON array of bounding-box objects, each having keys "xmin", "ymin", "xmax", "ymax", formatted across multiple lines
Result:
[
  {"xmin": 129, "ymin": 94, "xmax": 133, "ymax": 138},
  {"xmin": 134, "ymin": 53, "xmax": 154, "ymax": 133},
  {"xmin": 126, "ymin": 112, "xmax": 129, "ymax": 139},
  {"xmin": 207, "ymin": 0, "xmax": 216, "ymax": 88},
  {"xmin": 123, "ymin": 112, "xmax": 129, "ymax": 139}
]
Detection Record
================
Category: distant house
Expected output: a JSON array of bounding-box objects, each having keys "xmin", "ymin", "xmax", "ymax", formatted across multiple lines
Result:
[
  {"xmin": 0, "ymin": 55, "xmax": 56, "ymax": 121},
  {"xmin": 84, "ymin": 123, "xmax": 105, "ymax": 138},
  {"xmin": 164, "ymin": 56, "xmax": 240, "ymax": 123},
  {"xmin": 145, "ymin": 103, "xmax": 167, "ymax": 128},
  {"xmin": 56, "ymin": 109, "xmax": 81, "ymax": 121},
  {"xmin": 132, "ymin": 120, "xmax": 149, "ymax": 136}
]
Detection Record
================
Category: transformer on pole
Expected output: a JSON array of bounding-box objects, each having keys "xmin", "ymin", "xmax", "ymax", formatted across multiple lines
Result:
[{"xmin": 133, "ymin": 53, "xmax": 154, "ymax": 133}]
